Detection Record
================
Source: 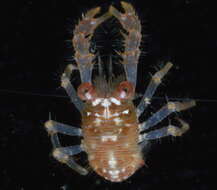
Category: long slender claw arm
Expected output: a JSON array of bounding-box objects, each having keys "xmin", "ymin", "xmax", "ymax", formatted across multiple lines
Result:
[
  {"xmin": 52, "ymin": 145, "xmax": 88, "ymax": 175},
  {"xmin": 73, "ymin": 7, "xmax": 111, "ymax": 83},
  {"xmin": 45, "ymin": 120, "xmax": 82, "ymax": 136},
  {"xmin": 137, "ymin": 62, "xmax": 173, "ymax": 117},
  {"xmin": 139, "ymin": 118, "xmax": 190, "ymax": 142},
  {"xmin": 109, "ymin": 2, "xmax": 142, "ymax": 86},
  {"xmin": 61, "ymin": 64, "xmax": 84, "ymax": 112},
  {"xmin": 63, "ymin": 8, "xmax": 111, "ymax": 111},
  {"xmin": 139, "ymin": 100, "xmax": 196, "ymax": 132}
]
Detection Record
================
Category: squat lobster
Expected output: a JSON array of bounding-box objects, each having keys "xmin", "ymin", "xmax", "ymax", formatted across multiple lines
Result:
[{"xmin": 44, "ymin": 2, "xmax": 196, "ymax": 182}]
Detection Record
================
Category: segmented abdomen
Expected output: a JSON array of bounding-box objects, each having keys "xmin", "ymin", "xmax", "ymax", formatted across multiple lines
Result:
[{"xmin": 81, "ymin": 99, "xmax": 144, "ymax": 182}]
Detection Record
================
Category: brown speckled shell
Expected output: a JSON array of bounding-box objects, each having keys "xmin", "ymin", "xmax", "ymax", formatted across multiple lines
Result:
[{"xmin": 81, "ymin": 100, "xmax": 144, "ymax": 182}]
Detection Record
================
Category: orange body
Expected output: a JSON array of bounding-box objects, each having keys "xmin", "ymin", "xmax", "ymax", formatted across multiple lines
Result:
[{"xmin": 81, "ymin": 97, "xmax": 144, "ymax": 182}]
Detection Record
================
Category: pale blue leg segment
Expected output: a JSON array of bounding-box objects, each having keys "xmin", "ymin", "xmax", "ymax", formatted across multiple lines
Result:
[
  {"xmin": 61, "ymin": 64, "xmax": 84, "ymax": 112},
  {"xmin": 139, "ymin": 100, "xmax": 196, "ymax": 132},
  {"xmin": 45, "ymin": 120, "xmax": 82, "ymax": 136},
  {"xmin": 123, "ymin": 64, "xmax": 138, "ymax": 87},
  {"xmin": 51, "ymin": 134, "xmax": 61, "ymax": 149},
  {"xmin": 137, "ymin": 62, "xmax": 173, "ymax": 117},
  {"xmin": 139, "ymin": 118, "xmax": 189, "ymax": 142},
  {"xmin": 44, "ymin": 120, "xmax": 88, "ymax": 175},
  {"xmin": 52, "ymin": 145, "xmax": 88, "ymax": 175}
]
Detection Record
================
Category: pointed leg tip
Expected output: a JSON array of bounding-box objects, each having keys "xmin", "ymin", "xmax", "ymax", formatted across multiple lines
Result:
[
  {"xmin": 109, "ymin": 5, "xmax": 116, "ymax": 13},
  {"xmin": 120, "ymin": 1, "xmax": 134, "ymax": 11},
  {"xmin": 121, "ymin": 1, "xmax": 130, "ymax": 7},
  {"xmin": 86, "ymin": 7, "xmax": 101, "ymax": 18},
  {"xmin": 190, "ymin": 100, "xmax": 197, "ymax": 107},
  {"xmin": 166, "ymin": 61, "xmax": 173, "ymax": 67}
]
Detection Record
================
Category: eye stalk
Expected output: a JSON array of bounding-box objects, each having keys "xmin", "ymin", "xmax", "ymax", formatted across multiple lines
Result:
[
  {"xmin": 114, "ymin": 81, "xmax": 135, "ymax": 100},
  {"xmin": 77, "ymin": 82, "xmax": 96, "ymax": 101}
]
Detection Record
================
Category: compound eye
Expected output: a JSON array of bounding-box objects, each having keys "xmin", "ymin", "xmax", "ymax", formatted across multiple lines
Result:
[
  {"xmin": 77, "ymin": 82, "xmax": 96, "ymax": 101},
  {"xmin": 116, "ymin": 81, "xmax": 135, "ymax": 100}
]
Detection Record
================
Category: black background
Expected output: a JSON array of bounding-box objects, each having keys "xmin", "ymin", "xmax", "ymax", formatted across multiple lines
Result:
[{"xmin": 0, "ymin": 0, "xmax": 216, "ymax": 189}]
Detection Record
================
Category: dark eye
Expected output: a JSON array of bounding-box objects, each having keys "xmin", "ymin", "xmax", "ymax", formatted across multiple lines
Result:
[
  {"xmin": 115, "ymin": 81, "xmax": 135, "ymax": 100},
  {"xmin": 77, "ymin": 82, "xmax": 95, "ymax": 101}
]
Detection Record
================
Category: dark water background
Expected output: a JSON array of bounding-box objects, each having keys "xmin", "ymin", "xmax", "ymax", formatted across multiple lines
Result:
[{"xmin": 0, "ymin": 0, "xmax": 216, "ymax": 189}]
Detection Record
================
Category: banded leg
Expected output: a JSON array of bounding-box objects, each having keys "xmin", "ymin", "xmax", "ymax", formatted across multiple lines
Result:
[
  {"xmin": 109, "ymin": 2, "xmax": 142, "ymax": 86},
  {"xmin": 73, "ymin": 7, "xmax": 111, "ymax": 83},
  {"xmin": 139, "ymin": 100, "xmax": 196, "ymax": 132},
  {"xmin": 139, "ymin": 118, "xmax": 189, "ymax": 142},
  {"xmin": 45, "ymin": 119, "xmax": 81, "ymax": 149},
  {"xmin": 52, "ymin": 145, "xmax": 88, "ymax": 175},
  {"xmin": 44, "ymin": 120, "xmax": 87, "ymax": 175},
  {"xmin": 44, "ymin": 120, "xmax": 82, "ymax": 136},
  {"xmin": 61, "ymin": 64, "xmax": 84, "ymax": 112},
  {"xmin": 137, "ymin": 62, "xmax": 173, "ymax": 116}
]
